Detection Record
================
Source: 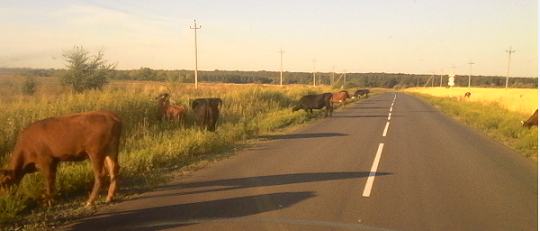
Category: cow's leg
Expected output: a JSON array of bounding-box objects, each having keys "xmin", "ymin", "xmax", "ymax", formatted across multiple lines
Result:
[
  {"xmin": 104, "ymin": 156, "xmax": 119, "ymax": 203},
  {"xmin": 87, "ymin": 153, "xmax": 105, "ymax": 206},
  {"xmin": 40, "ymin": 159, "xmax": 58, "ymax": 205}
]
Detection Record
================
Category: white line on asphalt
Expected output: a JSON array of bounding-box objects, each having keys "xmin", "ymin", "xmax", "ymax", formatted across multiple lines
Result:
[
  {"xmin": 382, "ymin": 122, "xmax": 390, "ymax": 137},
  {"xmin": 388, "ymin": 112, "xmax": 392, "ymax": 120},
  {"xmin": 362, "ymin": 143, "xmax": 385, "ymax": 197}
]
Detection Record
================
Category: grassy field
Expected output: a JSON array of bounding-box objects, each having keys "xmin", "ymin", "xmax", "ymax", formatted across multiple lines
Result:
[
  {"xmin": 403, "ymin": 87, "xmax": 538, "ymax": 161},
  {"xmin": 0, "ymin": 77, "xmax": 536, "ymax": 229},
  {"xmin": 404, "ymin": 87, "xmax": 538, "ymax": 115},
  {"xmin": 0, "ymin": 78, "xmax": 374, "ymax": 229}
]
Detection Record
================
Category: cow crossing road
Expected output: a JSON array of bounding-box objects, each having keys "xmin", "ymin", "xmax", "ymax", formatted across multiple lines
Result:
[{"xmin": 61, "ymin": 92, "xmax": 537, "ymax": 231}]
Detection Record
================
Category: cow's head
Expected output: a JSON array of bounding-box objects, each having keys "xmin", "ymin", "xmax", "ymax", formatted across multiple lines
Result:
[{"xmin": 156, "ymin": 93, "xmax": 172, "ymax": 106}]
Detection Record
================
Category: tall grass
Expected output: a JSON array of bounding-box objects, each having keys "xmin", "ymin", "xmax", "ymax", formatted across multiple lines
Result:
[
  {"xmin": 0, "ymin": 82, "xmax": 338, "ymax": 225},
  {"xmin": 410, "ymin": 92, "xmax": 538, "ymax": 161}
]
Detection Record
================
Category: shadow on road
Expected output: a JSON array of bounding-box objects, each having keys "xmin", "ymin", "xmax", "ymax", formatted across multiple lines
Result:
[
  {"xmin": 64, "ymin": 172, "xmax": 393, "ymax": 230},
  {"xmin": 64, "ymin": 192, "xmax": 316, "ymax": 231},
  {"xmin": 150, "ymin": 172, "xmax": 393, "ymax": 198}
]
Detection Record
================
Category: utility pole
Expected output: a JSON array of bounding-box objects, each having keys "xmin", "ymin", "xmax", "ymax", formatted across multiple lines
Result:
[
  {"xmin": 278, "ymin": 48, "xmax": 285, "ymax": 86},
  {"xmin": 440, "ymin": 69, "xmax": 443, "ymax": 87},
  {"xmin": 468, "ymin": 60, "xmax": 474, "ymax": 90},
  {"xmin": 190, "ymin": 20, "xmax": 202, "ymax": 89},
  {"xmin": 331, "ymin": 66, "xmax": 335, "ymax": 86},
  {"xmin": 312, "ymin": 59, "xmax": 316, "ymax": 86},
  {"xmin": 343, "ymin": 70, "xmax": 347, "ymax": 89},
  {"xmin": 505, "ymin": 46, "xmax": 515, "ymax": 89}
]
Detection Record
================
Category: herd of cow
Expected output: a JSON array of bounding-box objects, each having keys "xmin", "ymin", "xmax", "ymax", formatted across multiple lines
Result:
[{"xmin": 0, "ymin": 88, "xmax": 536, "ymax": 207}]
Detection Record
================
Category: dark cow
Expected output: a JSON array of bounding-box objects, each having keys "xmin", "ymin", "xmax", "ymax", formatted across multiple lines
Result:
[
  {"xmin": 156, "ymin": 93, "xmax": 187, "ymax": 122},
  {"xmin": 0, "ymin": 111, "xmax": 122, "ymax": 206},
  {"xmin": 191, "ymin": 98, "xmax": 222, "ymax": 132},
  {"xmin": 292, "ymin": 93, "xmax": 333, "ymax": 117},
  {"xmin": 353, "ymin": 89, "xmax": 370, "ymax": 98},
  {"xmin": 521, "ymin": 109, "xmax": 538, "ymax": 128},
  {"xmin": 464, "ymin": 92, "xmax": 471, "ymax": 98},
  {"xmin": 331, "ymin": 91, "xmax": 351, "ymax": 107}
]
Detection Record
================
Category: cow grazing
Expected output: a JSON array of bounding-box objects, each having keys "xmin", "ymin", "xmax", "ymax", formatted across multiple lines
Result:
[
  {"xmin": 521, "ymin": 109, "xmax": 538, "ymax": 128},
  {"xmin": 156, "ymin": 93, "xmax": 187, "ymax": 122},
  {"xmin": 0, "ymin": 111, "xmax": 122, "ymax": 206},
  {"xmin": 191, "ymin": 98, "xmax": 222, "ymax": 132},
  {"xmin": 331, "ymin": 91, "xmax": 351, "ymax": 108},
  {"xmin": 464, "ymin": 92, "xmax": 471, "ymax": 98},
  {"xmin": 292, "ymin": 93, "xmax": 333, "ymax": 117},
  {"xmin": 353, "ymin": 89, "xmax": 370, "ymax": 98}
]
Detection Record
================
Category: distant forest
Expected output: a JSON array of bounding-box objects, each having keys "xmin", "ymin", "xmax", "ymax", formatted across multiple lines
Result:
[{"xmin": 2, "ymin": 67, "xmax": 538, "ymax": 89}]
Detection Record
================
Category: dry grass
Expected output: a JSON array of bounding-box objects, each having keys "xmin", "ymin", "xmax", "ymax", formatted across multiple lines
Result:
[{"xmin": 404, "ymin": 87, "xmax": 538, "ymax": 115}]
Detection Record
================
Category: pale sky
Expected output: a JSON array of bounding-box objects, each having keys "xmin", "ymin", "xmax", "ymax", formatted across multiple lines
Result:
[{"xmin": 1, "ymin": 0, "xmax": 538, "ymax": 77}]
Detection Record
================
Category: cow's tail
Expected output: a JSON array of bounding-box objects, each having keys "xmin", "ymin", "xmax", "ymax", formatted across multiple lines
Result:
[{"xmin": 204, "ymin": 99, "xmax": 211, "ymax": 131}]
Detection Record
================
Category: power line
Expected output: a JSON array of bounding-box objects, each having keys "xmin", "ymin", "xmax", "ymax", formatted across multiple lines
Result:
[{"xmin": 190, "ymin": 20, "xmax": 202, "ymax": 89}]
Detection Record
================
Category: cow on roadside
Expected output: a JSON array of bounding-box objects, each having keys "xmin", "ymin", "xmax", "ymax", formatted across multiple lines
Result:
[
  {"xmin": 156, "ymin": 93, "xmax": 187, "ymax": 122},
  {"xmin": 292, "ymin": 93, "xmax": 333, "ymax": 117},
  {"xmin": 191, "ymin": 98, "xmax": 222, "ymax": 132},
  {"xmin": 353, "ymin": 89, "xmax": 370, "ymax": 98},
  {"xmin": 464, "ymin": 92, "xmax": 471, "ymax": 99},
  {"xmin": 521, "ymin": 109, "xmax": 538, "ymax": 128},
  {"xmin": 0, "ymin": 111, "xmax": 122, "ymax": 206},
  {"xmin": 332, "ymin": 91, "xmax": 351, "ymax": 108}
]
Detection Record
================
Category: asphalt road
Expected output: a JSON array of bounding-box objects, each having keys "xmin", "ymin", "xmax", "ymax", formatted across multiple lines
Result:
[{"xmin": 60, "ymin": 92, "xmax": 538, "ymax": 231}]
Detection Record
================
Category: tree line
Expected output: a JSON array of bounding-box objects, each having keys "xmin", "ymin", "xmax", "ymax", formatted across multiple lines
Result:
[
  {"xmin": 7, "ymin": 67, "xmax": 537, "ymax": 89},
  {"xmin": 1, "ymin": 46, "xmax": 536, "ymax": 93}
]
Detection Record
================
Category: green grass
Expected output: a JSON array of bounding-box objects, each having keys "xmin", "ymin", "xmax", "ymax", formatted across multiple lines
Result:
[
  {"xmin": 0, "ymin": 83, "xmax": 354, "ymax": 227},
  {"xmin": 409, "ymin": 92, "xmax": 538, "ymax": 161}
]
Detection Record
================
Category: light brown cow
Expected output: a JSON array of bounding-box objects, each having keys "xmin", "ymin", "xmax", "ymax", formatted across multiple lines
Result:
[
  {"xmin": 156, "ymin": 93, "xmax": 187, "ymax": 122},
  {"xmin": 0, "ymin": 110, "xmax": 122, "ymax": 206},
  {"xmin": 331, "ymin": 91, "xmax": 351, "ymax": 107}
]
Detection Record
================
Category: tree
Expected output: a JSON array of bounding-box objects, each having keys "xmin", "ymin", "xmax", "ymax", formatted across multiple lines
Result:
[
  {"xmin": 21, "ymin": 76, "xmax": 37, "ymax": 95},
  {"xmin": 61, "ymin": 46, "xmax": 117, "ymax": 93}
]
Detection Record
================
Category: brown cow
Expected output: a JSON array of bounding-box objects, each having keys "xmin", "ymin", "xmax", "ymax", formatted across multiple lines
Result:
[
  {"xmin": 292, "ymin": 93, "xmax": 333, "ymax": 118},
  {"xmin": 464, "ymin": 92, "xmax": 471, "ymax": 98},
  {"xmin": 521, "ymin": 109, "xmax": 538, "ymax": 128},
  {"xmin": 0, "ymin": 111, "xmax": 122, "ymax": 206},
  {"xmin": 191, "ymin": 98, "xmax": 222, "ymax": 132},
  {"xmin": 156, "ymin": 93, "xmax": 187, "ymax": 122},
  {"xmin": 331, "ymin": 91, "xmax": 351, "ymax": 107},
  {"xmin": 353, "ymin": 89, "xmax": 369, "ymax": 98}
]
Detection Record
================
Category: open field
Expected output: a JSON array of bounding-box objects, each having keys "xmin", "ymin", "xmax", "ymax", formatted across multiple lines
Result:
[
  {"xmin": 404, "ymin": 87, "xmax": 538, "ymax": 115},
  {"xmin": 0, "ymin": 77, "xmax": 375, "ymax": 229},
  {"xmin": 0, "ymin": 75, "xmax": 535, "ymax": 230}
]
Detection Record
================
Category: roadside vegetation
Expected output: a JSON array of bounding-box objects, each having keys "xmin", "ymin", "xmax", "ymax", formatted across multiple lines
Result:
[
  {"xmin": 0, "ymin": 78, "xmax": 370, "ymax": 230},
  {"xmin": 405, "ymin": 89, "xmax": 538, "ymax": 161}
]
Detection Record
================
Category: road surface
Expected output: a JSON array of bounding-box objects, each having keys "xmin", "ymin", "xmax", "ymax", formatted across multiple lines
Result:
[{"xmin": 61, "ymin": 92, "xmax": 538, "ymax": 231}]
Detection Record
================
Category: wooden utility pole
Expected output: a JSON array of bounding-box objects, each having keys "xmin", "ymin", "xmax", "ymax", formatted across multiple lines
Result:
[
  {"xmin": 505, "ymin": 46, "xmax": 515, "ymax": 89},
  {"xmin": 278, "ymin": 48, "xmax": 285, "ymax": 86},
  {"xmin": 331, "ymin": 66, "xmax": 335, "ymax": 86},
  {"xmin": 190, "ymin": 20, "xmax": 202, "ymax": 89},
  {"xmin": 312, "ymin": 59, "xmax": 316, "ymax": 86},
  {"xmin": 467, "ymin": 60, "xmax": 474, "ymax": 90}
]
